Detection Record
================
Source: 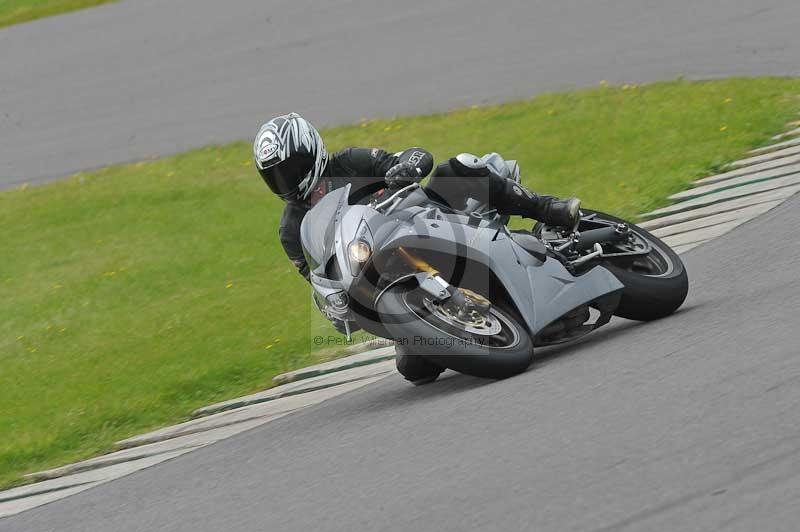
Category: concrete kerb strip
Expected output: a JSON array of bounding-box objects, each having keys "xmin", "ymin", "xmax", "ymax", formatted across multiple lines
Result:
[
  {"xmin": 671, "ymin": 164, "xmax": 800, "ymax": 202},
  {"xmin": 693, "ymin": 152, "xmax": 800, "ymax": 187},
  {"xmin": 670, "ymin": 241, "xmax": 709, "ymax": 254},
  {"xmin": 114, "ymin": 405, "xmax": 298, "ymax": 450},
  {"xmin": 660, "ymin": 220, "xmax": 743, "ymax": 248},
  {"xmin": 192, "ymin": 360, "xmax": 397, "ymax": 418},
  {"xmin": 0, "ymin": 450, "xmax": 194, "ymax": 519},
  {"xmin": 649, "ymin": 201, "xmax": 783, "ymax": 239},
  {"xmin": 272, "ymin": 345, "xmax": 396, "ymax": 386},
  {"xmin": 748, "ymin": 135, "xmax": 800, "ymax": 156},
  {"xmin": 723, "ymin": 144, "xmax": 800, "ymax": 171},
  {"xmin": 115, "ymin": 375, "xmax": 394, "ymax": 449},
  {"xmin": 772, "ymin": 127, "xmax": 800, "ymax": 141},
  {"xmin": 638, "ymin": 189, "xmax": 797, "ymax": 231},
  {"xmin": 641, "ymin": 180, "xmax": 800, "ymax": 220},
  {"xmin": 25, "ymin": 418, "xmax": 275, "ymax": 482}
]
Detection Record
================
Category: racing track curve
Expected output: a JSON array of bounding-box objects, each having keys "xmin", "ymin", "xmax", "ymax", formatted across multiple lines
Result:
[{"xmin": 2, "ymin": 0, "xmax": 800, "ymax": 188}]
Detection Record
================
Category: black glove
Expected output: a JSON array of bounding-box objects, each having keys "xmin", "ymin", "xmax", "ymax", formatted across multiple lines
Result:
[{"xmin": 385, "ymin": 162, "xmax": 422, "ymax": 188}]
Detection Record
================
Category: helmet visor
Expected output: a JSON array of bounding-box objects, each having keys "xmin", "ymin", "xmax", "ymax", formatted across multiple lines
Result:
[{"xmin": 258, "ymin": 154, "xmax": 315, "ymax": 199}]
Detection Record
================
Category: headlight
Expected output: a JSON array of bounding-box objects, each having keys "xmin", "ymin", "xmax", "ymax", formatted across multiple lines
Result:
[
  {"xmin": 346, "ymin": 219, "xmax": 374, "ymax": 276},
  {"xmin": 348, "ymin": 240, "xmax": 372, "ymax": 264}
]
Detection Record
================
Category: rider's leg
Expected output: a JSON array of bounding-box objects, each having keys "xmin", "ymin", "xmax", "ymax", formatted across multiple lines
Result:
[
  {"xmin": 426, "ymin": 155, "xmax": 581, "ymax": 227},
  {"xmin": 489, "ymin": 176, "xmax": 581, "ymax": 228}
]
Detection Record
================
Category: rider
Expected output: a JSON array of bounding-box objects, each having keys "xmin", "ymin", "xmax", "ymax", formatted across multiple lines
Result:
[{"xmin": 254, "ymin": 113, "xmax": 581, "ymax": 280}]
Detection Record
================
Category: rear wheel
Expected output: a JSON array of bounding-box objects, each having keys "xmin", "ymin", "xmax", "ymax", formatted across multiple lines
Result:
[{"xmin": 546, "ymin": 210, "xmax": 688, "ymax": 321}]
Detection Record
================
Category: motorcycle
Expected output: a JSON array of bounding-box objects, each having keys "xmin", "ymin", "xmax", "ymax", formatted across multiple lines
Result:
[{"xmin": 301, "ymin": 157, "xmax": 688, "ymax": 384}]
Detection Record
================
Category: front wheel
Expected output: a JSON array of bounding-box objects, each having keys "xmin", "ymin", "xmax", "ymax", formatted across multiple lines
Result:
[{"xmin": 377, "ymin": 286, "xmax": 534, "ymax": 379}]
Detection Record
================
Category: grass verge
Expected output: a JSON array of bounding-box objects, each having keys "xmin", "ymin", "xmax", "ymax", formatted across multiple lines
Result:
[
  {"xmin": 0, "ymin": 0, "xmax": 113, "ymax": 29},
  {"xmin": 1, "ymin": 78, "xmax": 799, "ymax": 488}
]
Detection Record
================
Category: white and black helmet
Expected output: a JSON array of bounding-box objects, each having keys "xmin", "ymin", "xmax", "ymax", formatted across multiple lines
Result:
[{"xmin": 253, "ymin": 113, "xmax": 328, "ymax": 201}]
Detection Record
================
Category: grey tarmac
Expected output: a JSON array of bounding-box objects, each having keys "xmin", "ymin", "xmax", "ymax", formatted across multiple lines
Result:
[{"xmin": 2, "ymin": 0, "xmax": 800, "ymax": 188}]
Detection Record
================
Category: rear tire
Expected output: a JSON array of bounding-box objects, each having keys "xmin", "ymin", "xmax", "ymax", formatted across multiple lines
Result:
[
  {"xmin": 583, "ymin": 210, "xmax": 689, "ymax": 321},
  {"xmin": 605, "ymin": 259, "xmax": 688, "ymax": 321}
]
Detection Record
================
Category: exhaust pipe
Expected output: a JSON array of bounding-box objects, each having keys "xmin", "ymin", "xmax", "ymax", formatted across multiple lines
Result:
[{"xmin": 574, "ymin": 226, "xmax": 626, "ymax": 252}]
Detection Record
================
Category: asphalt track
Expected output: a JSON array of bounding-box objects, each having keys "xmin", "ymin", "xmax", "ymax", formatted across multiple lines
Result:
[
  {"xmin": 4, "ymin": 193, "xmax": 800, "ymax": 531},
  {"xmin": 2, "ymin": 0, "xmax": 800, "ymax": 188}
]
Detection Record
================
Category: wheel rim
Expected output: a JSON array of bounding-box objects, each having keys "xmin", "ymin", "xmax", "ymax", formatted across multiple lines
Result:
[
  {"xmin": 617, "ymin": 228, "xmax": 676, "ymax": 278},
  {"xmin": 402, "ymin": 289, "xmax": 522, "ymax": 349},
  {"xmin": 560, "ymin": 213, "xmax": 677, "ymax": 278}
]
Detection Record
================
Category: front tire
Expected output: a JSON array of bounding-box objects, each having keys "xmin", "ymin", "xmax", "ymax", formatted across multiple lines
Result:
[{"xmin": 377, "ymin": 285, "xmax": 534, "ymax": 379}]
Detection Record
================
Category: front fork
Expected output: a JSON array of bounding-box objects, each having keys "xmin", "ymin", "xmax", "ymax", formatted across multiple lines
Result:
[{"xmin": 395, "ymin": 247, "xmax": 489, "ymax": 318}]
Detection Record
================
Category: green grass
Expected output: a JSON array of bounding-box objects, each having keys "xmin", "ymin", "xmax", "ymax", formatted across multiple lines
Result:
[
  {"xmin": 1, "ymin": 78, "xmax": 799, "ymax": 489},
  {"xmin": 0, "ymin": 0, "xmax": 113, "ymax": 28}
]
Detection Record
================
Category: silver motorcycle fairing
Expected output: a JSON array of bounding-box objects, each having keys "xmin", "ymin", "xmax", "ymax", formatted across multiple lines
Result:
[
  {"xmin": 300, "ymin": 186, "xmax": 349, "ymax": 274},
  {"xmin": 369, "ymin": 214, "xmax": 624, "ymax": 336},
  {"xmin": 301, "ymin": 183, "xmax": 625, "ymax": 338}
]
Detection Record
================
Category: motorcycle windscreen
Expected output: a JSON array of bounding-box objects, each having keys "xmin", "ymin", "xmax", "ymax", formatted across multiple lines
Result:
[{"xmin": 300, "ymin": 185, "xmax": 350, "ymax": 273}]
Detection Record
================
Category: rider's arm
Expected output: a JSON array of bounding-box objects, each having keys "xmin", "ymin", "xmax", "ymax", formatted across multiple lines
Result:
[
  {"xmin": 279, "ymin": 202, "xmax": 310, "ymax": 281},
  {"xmin": 337, "ymin": 147, "xmax": 433, "ymax": 178},
  {"xmin": 335, "ymin": 147, "xmax": 434, "ymax": 202}
]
